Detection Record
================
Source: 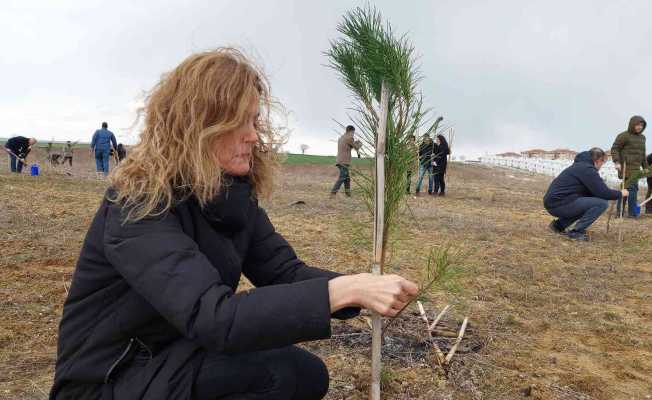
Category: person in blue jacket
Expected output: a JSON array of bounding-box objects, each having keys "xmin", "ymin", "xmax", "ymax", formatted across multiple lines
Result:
[
  {"xmin": 90, "ymin": 122, "xmax": 117, "ymax": 177},
  {"xmin": 543, "ymin": 148, "xmax": 628, "ymax": 241}
]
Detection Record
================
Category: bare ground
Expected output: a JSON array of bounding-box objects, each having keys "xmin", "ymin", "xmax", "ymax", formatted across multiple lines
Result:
[{"xmin": 1, "ymin": 152, "xmax": 651, "ymax": 399}]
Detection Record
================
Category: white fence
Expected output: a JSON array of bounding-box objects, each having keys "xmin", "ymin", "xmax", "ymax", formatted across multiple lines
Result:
[{"xmin": 478, "ymin": 156, "xmax": 648, "ymax": 189}]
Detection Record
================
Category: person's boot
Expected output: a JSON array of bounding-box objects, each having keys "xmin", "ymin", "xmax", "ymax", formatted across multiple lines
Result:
[
  {"xmin": 548, "ymin": 220, "xmax": 565, "ymax": 234},
  {"xmin": 329, "ymin": 192, "xmax": 337, "ymax": 199},
  {"xmin": 345, "ymin": 191, "xmax": 351, "ymax": 197},
  {"xmin": 566, "ymin": 230, "xmax": 590, "ymax": 241}
]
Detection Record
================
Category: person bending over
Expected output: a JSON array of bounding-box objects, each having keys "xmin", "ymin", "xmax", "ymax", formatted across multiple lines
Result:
[
  {"xmin": 544, "ymin": 148, "xmax": 627, "ymax": 241},
  {"xmin": 4, "ymin": 136, "xmax": 37, "ymax": 173},
  {"xmin": 50, "ymin": 48, "xmax": 418, "ymax": 400}
]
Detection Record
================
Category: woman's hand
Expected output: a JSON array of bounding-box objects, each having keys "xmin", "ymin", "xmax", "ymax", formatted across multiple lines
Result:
[{"xmin": 328, "ymin": 273, "xmax": 419, "ymax": 317}]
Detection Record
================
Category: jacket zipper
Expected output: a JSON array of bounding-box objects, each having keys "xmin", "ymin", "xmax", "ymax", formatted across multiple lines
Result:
[{"xmin": 104, "ymin": 338, "xmax": 134, "ymax": 384}]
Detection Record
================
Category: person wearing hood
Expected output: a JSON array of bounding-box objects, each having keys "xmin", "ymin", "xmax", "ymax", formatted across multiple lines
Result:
[
  {"xmin": 415, "ymin": 134, "xmax": 434, "ymax": 195},
  {"xmin": 543, "ymin": 148, "xmax": 627, "ymax": 241},
  {"xmin": 611, "ymin": 115, "xmax": 647, "ymax": 217}
]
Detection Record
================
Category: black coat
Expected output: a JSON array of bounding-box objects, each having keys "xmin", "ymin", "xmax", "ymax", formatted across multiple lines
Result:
[
  {"xmin": 5, "ymin": 136, "xmax": 31, "ymax": 158},
  {"xmin": 432, "ymin": 143, "xmax": 449, "ymax": 174},
  {"xmin": 418, "ymin": 140, "xmax": 434, "ymax": 167},
  {"xmin": 51, "ymin": 178, "xmax": 358, "ymax": 400},
  {"xmin": 543, "ymin": 151, "xmax": 622, "ymax": 210}
]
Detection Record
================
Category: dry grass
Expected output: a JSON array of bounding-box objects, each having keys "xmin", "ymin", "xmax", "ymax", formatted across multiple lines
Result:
[{"xmin": 1, "ymin": 155, "xmax": 651, "ymax": 399}]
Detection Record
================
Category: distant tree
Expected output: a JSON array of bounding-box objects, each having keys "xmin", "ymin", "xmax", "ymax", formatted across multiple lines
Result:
[{"xmin": 300, "ymin": 144, "xmax": 309, "ymax": 154}]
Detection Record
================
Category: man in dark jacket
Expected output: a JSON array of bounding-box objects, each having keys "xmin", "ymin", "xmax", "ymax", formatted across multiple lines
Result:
[
  {"xmin": 415, "ymin": 134, "xmax": 434, "ymax": 195},
  {"xmin": 544, "ymin": 148, "xmax": 627, "ymax": 241},
  {"xmin": 611, "ymin": 115, "xmax": 647, "ymax": 217},
  {"xmin": 4, "ymin": 136, "xmax": 37, "ymax": 173},
  {"xmin": 90, "ymin": 122, "xmax": 118, "ymax": 177}
]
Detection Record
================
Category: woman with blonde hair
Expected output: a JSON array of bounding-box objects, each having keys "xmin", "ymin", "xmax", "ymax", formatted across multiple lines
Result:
[{"xmin": 50, "ymin": 48, "xmax": 418, "ymax": 400}]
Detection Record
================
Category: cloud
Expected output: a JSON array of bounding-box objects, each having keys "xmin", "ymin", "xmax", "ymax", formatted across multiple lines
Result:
[{"xmin": 1, "ymin": 0, "xmax": 651, "ymax": 158}]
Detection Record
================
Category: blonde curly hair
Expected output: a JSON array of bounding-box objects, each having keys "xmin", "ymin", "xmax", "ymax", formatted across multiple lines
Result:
[{"xmin": 109, "ymin": 48, "xmax": 279, "ymax": 221}]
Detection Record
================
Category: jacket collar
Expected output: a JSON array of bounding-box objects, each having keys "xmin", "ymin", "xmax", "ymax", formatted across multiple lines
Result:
[{"xmin": 201, "ymin": 176, "xmax": 254, "ymax": 232}]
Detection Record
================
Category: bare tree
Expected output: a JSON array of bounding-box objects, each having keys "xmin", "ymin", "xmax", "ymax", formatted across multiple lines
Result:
[{"xmin": 299, "ymin": 144, "xmax": 309, "ymax": 154}]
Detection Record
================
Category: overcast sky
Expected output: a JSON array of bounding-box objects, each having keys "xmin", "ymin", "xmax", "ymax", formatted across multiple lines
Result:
[{"xmin": 2, "ymin": 0, "xmax": 651, "ymax": 157}]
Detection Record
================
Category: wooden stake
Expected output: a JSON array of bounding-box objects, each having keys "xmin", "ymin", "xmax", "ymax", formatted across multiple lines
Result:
[
  {"xmin": 428, "ymin": 305, "xmax": 451, "ymax": 331},
  {"xmin": 444, "ymin": 317, "xmax": 469, "ymax": 364},
  {"xmin": 638, "ymin": 193, "xmax": 652, "ymax": 208},
  {"xmin": 370, "ymin": 81, "xmax": 389, "ymax": 400},
  {"xmin": 417, "ymin": 302, "xmax": 445, "ymax": 364},
  {"xmin": 606, "ymin": 201, "xmax": 615, "ymax": 234}
]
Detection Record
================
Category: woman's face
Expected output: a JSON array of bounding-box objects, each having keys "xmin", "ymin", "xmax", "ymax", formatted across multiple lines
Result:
[
  {"xmin": 215, "ymin": 99, "xmax": 259, "ymax": 176},
  {"xmin": 436, "ymin": 137, "xmax": 441, "ymax": 145}
]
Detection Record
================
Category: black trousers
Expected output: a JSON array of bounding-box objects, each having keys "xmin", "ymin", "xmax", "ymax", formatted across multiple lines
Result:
[
  {"xmin": 331, "ymin": 164, "xmax": 351, "ymax": 194},
  {"xmin": 433, "ymin": 172, "xmax": 446, "ymax": 194},
  {"xmin": 194, "ymin": 346, "xmax": 329, "ymax": 400}
]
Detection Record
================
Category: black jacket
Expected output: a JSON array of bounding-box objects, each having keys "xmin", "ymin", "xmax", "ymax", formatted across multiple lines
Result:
[
  {"xmin": 51, "ymin": 178, "xmax": 358, "ymax": 400},
  {"xmin": 418, "ymin": 140, "xmax": 434, "ymax": 167},
  {"xmin": 432, "ymin": 143, "xmax": 449, "ymax": 174},
  {"xmin": 543, "ymin": 151, "xmax": 622, "ymax": 210},
  {"xmin": 5, "ymin": 136, "xmax": 31, "ymax": 158}
]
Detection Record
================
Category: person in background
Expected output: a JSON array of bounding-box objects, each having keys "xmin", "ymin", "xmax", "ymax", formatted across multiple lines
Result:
[
  {"xmin": 415, "ymin": 133, "xmax": 434, "ymax": 195},
  {"xmin": 330, "ymin": 125, "xmax": 362, "ymax": 197},
  {"xmin": 611, "ymin": 115, "xmax": 647, "ymax": 218},
  {"xmin": 544, "ymin": 148, "xmax": 627, "ymax": 241},
  {"xmin": 432, "ymin": 134, "xmax": 450, "ymax": 196},
  {"xmin": 90, "ymin": 122, "xmax": 118, "ymax": 177},
  {"xmin": 4, "ymin": 136, "xmax": 37, "ymax": 173},
  {"xmin": 646, "ymin": 153, "xmax": 652, "ymax": 214},
  {"xmin": 116, "ymin": 143, "xmax": 127, "ymax": 162},
  {"xmin": 62, "ymin": 141, "xmax": 77, "ymax": 167},
  {"xmin": 406, "ymin": 134, "xmax": 417, "ymax": 193}
]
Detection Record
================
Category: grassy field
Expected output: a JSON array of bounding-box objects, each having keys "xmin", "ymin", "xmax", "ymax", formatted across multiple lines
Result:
[{"xmin": 1, "ymin": 153, "xmax": 651, "ymax": 399}]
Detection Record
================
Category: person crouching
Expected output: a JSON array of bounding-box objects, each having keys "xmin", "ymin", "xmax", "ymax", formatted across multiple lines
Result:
[{"xmin": 543, "ymin": 148, "xmax": 627, "ymax": 241}]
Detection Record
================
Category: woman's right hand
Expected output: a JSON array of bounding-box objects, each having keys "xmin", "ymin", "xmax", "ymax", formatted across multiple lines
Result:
[{"xmin": 328, "ymin": 273, "xmax": 419, "ymax": 317}]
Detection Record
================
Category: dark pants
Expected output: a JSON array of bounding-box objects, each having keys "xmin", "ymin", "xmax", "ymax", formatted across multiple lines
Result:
[
  {"xmin": 331, "ymin": 164, "xmax": 351, "ymax": 194},
  {"xmin": 95, "ymin": 149, "xmax": 110, "ymax": 175},
  {"xmin": 194, "ymin": 346, "xmax": 329, "ymax": 400},
  {"xmin": 433, "ymin": 172, "xmax": 446, "ymax": 194},
  {"xmin": 646, "ymin": 178, "xmax": 652, "ymax": 213},
  {"xmin": 616, "ymin": 181, "xmax": 638, "ymax": 217},
  {"xmin": 547, "ymin": 197, "xmax": 609, "ymax": 232},
  {"xmin": 63, "ymin": 156, "xmax": 73, "ymax": 166},
  {"xmin": 8, "ymin": 153, "xmax": 24, "ymax": 173}
]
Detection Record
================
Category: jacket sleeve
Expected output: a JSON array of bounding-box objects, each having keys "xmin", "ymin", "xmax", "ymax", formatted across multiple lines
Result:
[
  {"xmin": 643, "ymin": 137, "xmax": 648, "ymax": 169},
  {"xmin": 576, "ymin": 168, "xmax": 622, "ymax": 200},
  {"xmin": 242, "ymin": 207, "xmax": 360, "ymax": 320},
  {"xmin": 611, "ymin": 133, "xmax": 625, "ymax": 164},
  {"xmin": 110, "ymin": 133, "xmax": 118, "ymax": 150},
  {"xmin": 103, "ymin": 202, "xmax": 336, "ymax": 354}
]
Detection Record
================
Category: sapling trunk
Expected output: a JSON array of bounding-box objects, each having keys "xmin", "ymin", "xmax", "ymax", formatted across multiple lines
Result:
[{"xmin": 370, "ymin": 81, "xmax": 389, "ymax": 400}]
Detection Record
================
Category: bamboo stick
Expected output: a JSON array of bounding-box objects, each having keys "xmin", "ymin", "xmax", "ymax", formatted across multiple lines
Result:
[
  {"xmin": 638, "ymin": 193, "xmax": 652, "ymax": 208},
  {"xmin": 370, "ymin": 81, "xmax": 389, "ymax": 400},
  {"xmin": 417, "ymin": 302, "xmax": 445, "ymax": 364},
  {"xmin": 444, "ymin": 317, "xmax": 469, "ymax": 364},
  {"xmin": 428, "ymin": 304, "xmax": 451, "ymax": 331}
]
